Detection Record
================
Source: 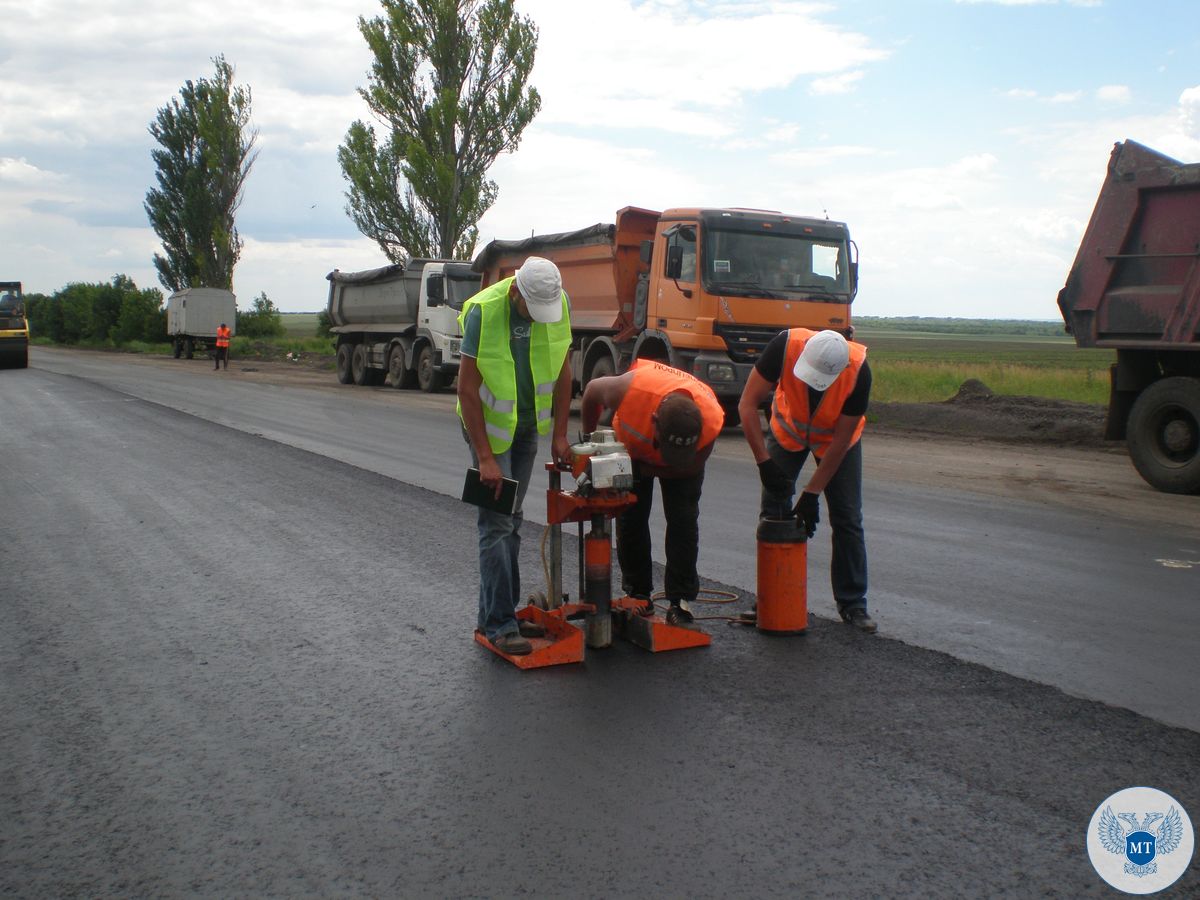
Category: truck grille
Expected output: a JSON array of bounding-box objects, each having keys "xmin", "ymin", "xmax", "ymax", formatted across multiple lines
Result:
[{"xmin": 715, "ymin": 324, "xmax": 785, "ymax": 363}]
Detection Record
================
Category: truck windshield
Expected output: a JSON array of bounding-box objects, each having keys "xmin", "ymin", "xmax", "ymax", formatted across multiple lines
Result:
[
  {"xmin": 445, "ymin": 273, "xmax": 481, "ymax": 311},
  {"xmin": 701, "ymin": 228, "xmax": 849, "ymax": 297}
]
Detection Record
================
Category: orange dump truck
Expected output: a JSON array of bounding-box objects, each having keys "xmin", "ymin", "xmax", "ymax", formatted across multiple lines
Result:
[
  {"xmin": 1058, "ymin": 140, "xmax": 1200, "ymax": 493},
  {"xmin": 471, "ymin": 205, "xmax": 858, "ymax": 423}
]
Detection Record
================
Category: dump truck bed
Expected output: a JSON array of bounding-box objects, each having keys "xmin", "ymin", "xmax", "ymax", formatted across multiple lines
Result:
[
  {"xmin": 1058, "ymin": 140, "xmax": 1200, "ymax": 350},
  {"xmin": 472, "ymin": 207, "xmax": 660, "ymax": 336}
]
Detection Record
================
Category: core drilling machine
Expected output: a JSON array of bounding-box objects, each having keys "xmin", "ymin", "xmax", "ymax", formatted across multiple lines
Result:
[{"xmin": 475, "ymin": 429, "xmax": 712, "ymax": 669}]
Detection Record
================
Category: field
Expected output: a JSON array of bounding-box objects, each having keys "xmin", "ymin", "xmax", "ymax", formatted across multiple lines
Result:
[
  {"xmin": 854, "ymin": 322, "xmax": 1112, "ymax": 405},
  {"xmin": 275, "ymin": 313, "xmax": 1112, "ymax": 406}
]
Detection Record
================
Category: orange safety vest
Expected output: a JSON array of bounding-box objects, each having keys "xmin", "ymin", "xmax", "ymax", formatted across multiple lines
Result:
[
  {"xmin": 216, "ymin": 326, "xmax": 231, "ymax": 348},
  {"xmin": 769, "ymin": 328, "xmax": 867, "ymax": 456},
  {"xmin": 612, "ymin": 359, "xmax": 725, "ymax": 468}
]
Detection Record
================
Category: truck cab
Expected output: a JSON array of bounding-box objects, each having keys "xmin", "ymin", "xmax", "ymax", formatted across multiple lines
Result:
[{"xmin": 0, "ymin": 282, "xmax": 29, "ymax": 369}]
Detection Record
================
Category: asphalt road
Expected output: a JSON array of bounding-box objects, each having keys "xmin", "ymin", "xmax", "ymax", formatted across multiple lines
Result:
[{"xmin": 2, "ymin": 351, "xmax": 1198, "ymax": 898}]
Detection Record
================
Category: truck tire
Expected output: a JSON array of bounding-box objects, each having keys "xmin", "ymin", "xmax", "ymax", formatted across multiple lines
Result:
[
  {"xmin": 389, "ymin": 344, "xmax": 417, "ymax": 389},
  {"xmin": 336, "ymin": 342, "xmax": 355, "ymax": 384},
  {"xmin": 184, "ymin": 337, "xmax": 194, "ymax": 359},
  {"xmin": 351, "ymin": 344, "xmax": 371, "ymax": 386},
  {"xmin": 172, "ymin": 338, "xmax": 182, "ymax": 359},
  {"xmin": 587, "ymin": 354, "xmax": 615, "ymax": 387},
  {"xmin": 417, "ymin": 345, "xmax": 444, "ymax": 393},
  {"xmin": 1126, "ymin": 376, "xmax": 1200, "ymax": 494}
]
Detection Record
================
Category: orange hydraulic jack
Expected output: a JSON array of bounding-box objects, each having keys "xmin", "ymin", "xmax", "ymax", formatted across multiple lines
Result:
[{"xmin": 476, "ymin": 433, "xmax": 711, "ymax": 668}]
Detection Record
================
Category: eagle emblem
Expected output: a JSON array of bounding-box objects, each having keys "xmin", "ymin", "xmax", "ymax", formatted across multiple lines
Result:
[{"xmin": 1098, "ymin": 805, "xmax": 1185, "ymax": 877}]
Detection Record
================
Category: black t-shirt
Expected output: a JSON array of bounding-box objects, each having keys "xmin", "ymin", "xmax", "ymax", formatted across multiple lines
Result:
[{"xmin": 754, "ymin": 331, "xmax": 872, "ymax": 417}]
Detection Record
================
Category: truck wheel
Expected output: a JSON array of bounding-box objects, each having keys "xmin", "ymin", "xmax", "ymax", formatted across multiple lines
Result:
[
  {"xmin": 1126, "ymin": 376, "xmax": 1200, "ymax": 494},
  {"xmin": 417, "ymin": 345, "xmax": 444, "ymax": 393},
  {"xmin": 184, "ymin": 337, "xmax": 194, "ymax": 359},
  {"xmin": 587, "ymin": 354, "xmax": 615, "ymax": 386},
  {"xmin": 172, "ymin": 338, "xmax": 182, "ymax": 359},
  {"xmin": 336, "ymin": 343, "xmax": 355, "ymax": 384},
  {"xmin": 351, "ymin": 344, "xmax": 371, "ymax": 386},
  {"xmin": 389, "ymin": 345, "xmax": 416, "ymax": 389}
]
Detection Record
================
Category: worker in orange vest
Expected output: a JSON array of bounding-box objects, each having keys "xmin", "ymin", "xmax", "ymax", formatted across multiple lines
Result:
[
  {"xmin": 737, "ymin": 328, "xmax": 876, "ymax": 633},
  {"xmin": 214, "ymin": 322, "xmax": 231, "ymax": 370},
  {"xmin": 581, "ymin": 358, "xmax": 725, "ymax": 628}
]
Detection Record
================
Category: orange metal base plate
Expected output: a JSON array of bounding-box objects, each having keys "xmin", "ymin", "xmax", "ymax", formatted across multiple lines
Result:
[
  {"xmin": 612, "ymin": 597, "xmax": 712, "ymax": 653},
  {"xmin": 474, "ymin": 605, "xmax": 585, "ymax": 669}
]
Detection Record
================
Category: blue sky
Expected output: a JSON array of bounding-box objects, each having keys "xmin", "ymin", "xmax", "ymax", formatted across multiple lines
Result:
[{"xmin": 2, "ymin": 0, "xmax": 1198, "ymax": 319}]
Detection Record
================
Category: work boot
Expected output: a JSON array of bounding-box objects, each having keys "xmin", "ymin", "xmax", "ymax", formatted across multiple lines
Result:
[
  {"xmin": 629, "ymin": 594, "xmax": 655, "ymax": 617},
  {"xmin": 492, "ymin": 631, "xmax": 532, "ymax": 655},
  {"xmin": 666, "ymin": 602, "xmax": 697, "ymax": 630},
  {"xmin": 738, "ymin": 604, "xmax": 757, "ymax": 625},
  {"xmin": 517, "ymin": 620, "xmax": 546, "ymax": 639},
  {"xmin": 840, "ymin": 608, "xmax": 877, "ymax": 634}
]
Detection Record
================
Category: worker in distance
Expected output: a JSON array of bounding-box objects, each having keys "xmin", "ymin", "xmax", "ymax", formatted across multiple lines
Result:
[
  {"xmin": 737, "ymin": 328, "xmax": 877, "ymax": 633},
  {"xmin": 581, "ymin": 358, "xmax": 725, "ymax": 628},
  {"xmin": 456, "ymin": 257, "xmax": 574, "ymax": 657}
]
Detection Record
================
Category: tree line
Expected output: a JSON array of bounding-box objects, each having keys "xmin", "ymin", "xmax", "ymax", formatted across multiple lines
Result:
[{"xmin": 26, "ymin": 276, "xmax": 287, "ymax": 346}]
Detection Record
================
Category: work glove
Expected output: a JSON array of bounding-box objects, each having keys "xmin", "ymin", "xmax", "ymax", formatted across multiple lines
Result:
[
  {"xmin": 757, "ymin": 458, "xmax": 791, "ymax": 497},
  {"xmin": 793, "ymin": 491, "xmax": 820, "ymax": 539}
]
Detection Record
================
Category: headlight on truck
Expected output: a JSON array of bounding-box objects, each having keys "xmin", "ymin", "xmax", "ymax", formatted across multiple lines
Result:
[
  {"xmin": 706, "ymin": 363, "xmax": 736, "ymax": 383},
  {"xmin": 450, "ymin": 339, "xmax": 461, "ymax": 355}
]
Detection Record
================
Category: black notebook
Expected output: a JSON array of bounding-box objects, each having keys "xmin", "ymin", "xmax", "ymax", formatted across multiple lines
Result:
[{"xmin": 461, "ymin": 467, "xmax": 519, "ymax": 515}]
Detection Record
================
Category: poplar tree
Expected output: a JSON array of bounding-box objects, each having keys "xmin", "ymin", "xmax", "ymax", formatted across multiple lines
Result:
[
  {"xmin": 145, "ymin": 55, "xmax": 258, "ymax": 291},
  {"xmin": 338, "ymin": 0, "xmax": 541, "ymax": 262}
]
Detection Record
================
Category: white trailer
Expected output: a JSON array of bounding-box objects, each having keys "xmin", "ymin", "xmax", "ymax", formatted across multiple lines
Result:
[
  {"xmin": 327, "ymin": 259, "xmax": 480, "ymax": 391},
  {"xmin": 166, "ymin": 288, "xmax": 237, "ymax": 359}
]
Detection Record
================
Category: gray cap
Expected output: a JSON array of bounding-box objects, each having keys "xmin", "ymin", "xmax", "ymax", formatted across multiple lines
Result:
[
  {"xmin": 793, "ymin": 330, "xmax": 850, "ymax": 391},
  {"xmin": 514, "ymin": 256, "xmax": 563, "ymax": 323}
]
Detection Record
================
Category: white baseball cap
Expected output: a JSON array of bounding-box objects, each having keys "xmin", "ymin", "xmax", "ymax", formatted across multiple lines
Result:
[
  {"xmin": 793, "ymin": 330, "xmax": 850, "ymax": 391},
  {"xmin": 514, "ymin": 256, "xmax": 563, "ymax": 323}
]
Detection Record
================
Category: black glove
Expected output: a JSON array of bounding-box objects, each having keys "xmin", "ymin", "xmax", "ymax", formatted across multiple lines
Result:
[
  {"xmin": 793, "ymin": 491, "xmax": 820, "ymax": 539},
  {"xmin": 757, "ymin": 458, "xmax": 791, "ymax": 496}
]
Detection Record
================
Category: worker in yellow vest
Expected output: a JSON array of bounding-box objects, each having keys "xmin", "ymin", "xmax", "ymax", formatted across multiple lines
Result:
[
  {"xmin": 457, "ymin": 257, "xmax": 573, "ymax": 656},
  {"xmin": 737, "ymin": 328, "xmax": 876, "ymax": 633},
  {"xmin": 581, "ymin": 359, "xmax": 725, "ymax": 628},
  {"xmin": 214, "ymin": 322, "xmax": 232, "ymax": 371}
]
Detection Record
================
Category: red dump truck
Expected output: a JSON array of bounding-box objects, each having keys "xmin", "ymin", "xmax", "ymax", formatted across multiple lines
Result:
[
  {"xmin": 471, "ymin": 205, "xmax": 857, "ymax": 424},
  {"xmin": 1058, "ymin": 140, "xmax": 1200, "ymax": 493}
]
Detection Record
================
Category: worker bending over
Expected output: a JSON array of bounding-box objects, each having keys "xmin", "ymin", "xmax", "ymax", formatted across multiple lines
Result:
[
  {"xmin": 582, "ymin": 359, "xmax": 725, "ymax": 627},
  {"xmin": 737, "ymin": 328, "xmax": 876, "ymax": 633},
  {"xmin": 457, "ymin": 257, "xmax": 574, "ymax": 656}
]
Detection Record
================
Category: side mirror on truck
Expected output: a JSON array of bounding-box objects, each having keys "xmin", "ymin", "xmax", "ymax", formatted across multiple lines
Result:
[{"xmin": 666, "ymin": 245, "xmax": 683, "ymax": 281}]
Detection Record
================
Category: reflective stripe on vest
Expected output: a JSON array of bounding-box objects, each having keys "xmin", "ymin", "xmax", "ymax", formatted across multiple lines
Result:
[
  {"xmin": 216, "ymin": 327, "xmax": 231, "ymax": 348},
  {"xmin": 456, "ymin": 277, "xmax": 571, "ymax": 454},
  {"xmin": 613, "ymin": 358, "xmax": 725, "ymax": 467},
  {"xmin": 769, "ymin": 328, "xmax": 867, "ymax": 456}
]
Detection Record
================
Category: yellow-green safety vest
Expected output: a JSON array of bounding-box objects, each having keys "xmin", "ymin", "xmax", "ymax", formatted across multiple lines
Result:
[{"xmin": 456, "ymin": 277, "xmax": 571, "ymax": 454}]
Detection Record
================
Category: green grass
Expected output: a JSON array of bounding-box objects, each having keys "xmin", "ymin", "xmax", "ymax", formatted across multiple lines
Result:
[
  {"xmin": 280, "ymin": 313, "xmax": 322, "ymax": 338},
  {"xmin": 853, "ymin": 322, "xmax": 1112, "ymax": 405}
]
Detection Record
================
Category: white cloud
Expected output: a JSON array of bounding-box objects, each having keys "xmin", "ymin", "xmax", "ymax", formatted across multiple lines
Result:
[
  {"xmin": 810, "ymin": 71, "xmax": 865, "ymax": 96},
  {"xmin": 1096, "ymin": 85, "xmax": 1132, "ymax": 104},
  {"xmin": 0, "ymin": 157, "xmax": 62, "ymax": 185}
]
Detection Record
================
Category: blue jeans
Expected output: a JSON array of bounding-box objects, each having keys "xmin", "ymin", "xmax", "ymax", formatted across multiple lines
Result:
[
  {"xmin": 468, "ymin": 425, "xmax": 539, "ymax": 640},
  {"xmin": 760, "ymin": 431, "xmax": 868, "ymax": 614}
]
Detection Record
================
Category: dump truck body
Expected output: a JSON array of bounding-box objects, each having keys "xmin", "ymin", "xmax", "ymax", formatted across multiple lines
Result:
[
  {"xmin": 1058, "ymin": 140, "xmax": 1200, "ymax": 492},
  {"xmin": 327, "ymin": 259, "xmax": 480, "ymax": 391},
  {"xmin": 472, "ymin": 205, "xmax": 857, "ymax": 422},
  {"xmin": 165, "ymin": 288, "xmax": 237, "ymax": 360},
  {"xmin": 0, "ymin": 281, "xmax": 29, "ymax": 369}
]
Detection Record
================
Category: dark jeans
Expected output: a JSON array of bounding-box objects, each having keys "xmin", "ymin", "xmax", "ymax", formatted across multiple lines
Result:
[
  {"xmin": 616, "ymin": 464, "xmax": 705, "ymax": 603},
  {"xmin": 214, "ymin": 347, "xmax": 228, "ymax": 369},
  {"xmin": 466, "ymin": 425, "xmax": 538, "ymax": 640},
  {"xmin": 760, "ymin": 431, "xmax": 868, "ymax": 613}
]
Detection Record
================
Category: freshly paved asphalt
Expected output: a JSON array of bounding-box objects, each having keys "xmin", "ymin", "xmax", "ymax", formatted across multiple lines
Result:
[{"xmin": 2, "ymin": 354, "xmax": 1198, "ymax": 897}]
